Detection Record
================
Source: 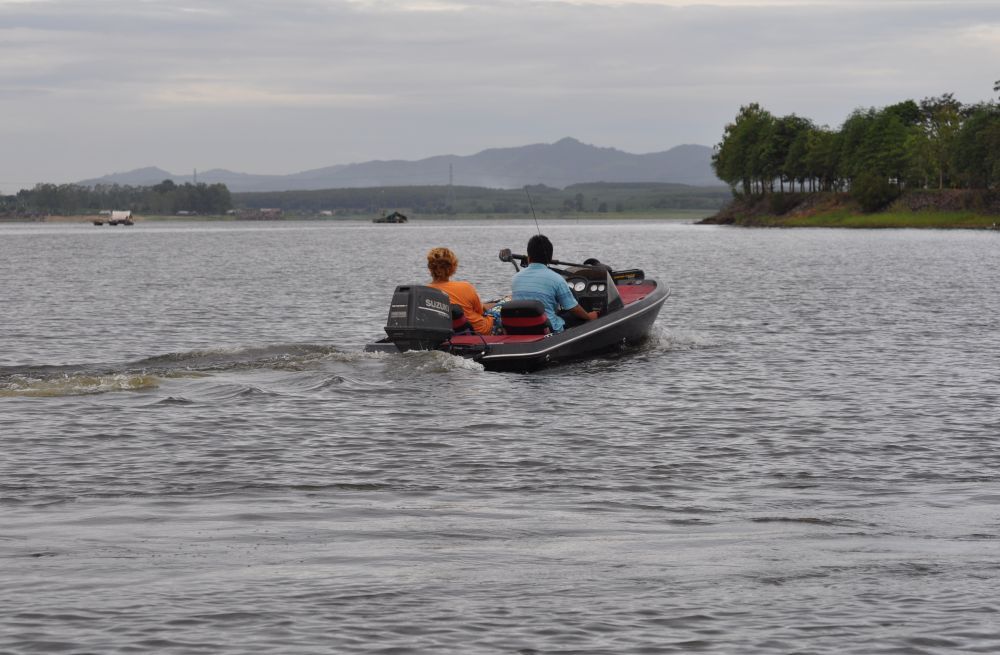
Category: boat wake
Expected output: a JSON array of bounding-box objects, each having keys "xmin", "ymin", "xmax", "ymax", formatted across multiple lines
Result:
[
  {"xmin": 0, "ymin": 326, "xmax": 695, "ymax": 397},
  {"xmin": 0, "ymin": 373, "xmax": 160, "ymax": 398},
  {"xmin": 399, "ymin": 350, "xmax": 486, "ymax": 373},
  {"xmin": 0, "ymin": 343, "xmax": 360, "ymax": 398},
  {"xmin": 645, "ymin": 324, "xmax": 720, "ymax": 351},
  {"xmin": 132, "ymin": 343, "xmax": 346, "ymax": 372}
]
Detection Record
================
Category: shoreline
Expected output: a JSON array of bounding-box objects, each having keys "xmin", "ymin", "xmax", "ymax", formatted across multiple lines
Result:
[
  {"xmin": 1, "ymin": 209, "xmax": 715, "ymax": 224},
  {"xmin": 700, "ymin": 211, "xmax": 1000, "ymax": 230},
  {"xmin": 700, "ymin": 191, "xmax": 1000, "ymax": 230}
]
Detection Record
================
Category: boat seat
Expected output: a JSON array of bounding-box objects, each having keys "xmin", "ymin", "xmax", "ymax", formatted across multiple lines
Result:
[
  {"xmin": 450, "ymin": 305, "xmax": 474, "ymax": 334},
  {"xmin": 500, "ymin": 300, "xmax": 551, "ymax": 335}
]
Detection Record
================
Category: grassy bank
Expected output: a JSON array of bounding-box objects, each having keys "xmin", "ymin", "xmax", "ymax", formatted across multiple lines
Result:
[
  {"xmin": 770, "ymin": 209, "xmax": 996, "ymax": 229},
  {"xmin": 701, "ymin": 191, "xmax": 1000, "ymax": 229}
]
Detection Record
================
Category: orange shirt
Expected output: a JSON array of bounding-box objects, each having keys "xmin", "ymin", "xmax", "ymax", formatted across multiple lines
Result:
[{"xmin": 430, "ymin": 280, "xmax": 495, "ymax": 335}]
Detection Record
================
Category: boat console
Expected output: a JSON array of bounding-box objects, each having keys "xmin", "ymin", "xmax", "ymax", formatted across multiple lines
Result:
[
  {"xmin": 561, "ymin": 266, "xmax": 623, "ymax": 316},
  {"xmin": 496, "ymin": 250, "xmax": 640, "ymax": 317}
]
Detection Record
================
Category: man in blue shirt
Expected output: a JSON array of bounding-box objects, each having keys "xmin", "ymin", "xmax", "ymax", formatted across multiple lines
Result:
[{"xmin": 511, "ymin": 234, "xmax": 598, "ymax": 332}]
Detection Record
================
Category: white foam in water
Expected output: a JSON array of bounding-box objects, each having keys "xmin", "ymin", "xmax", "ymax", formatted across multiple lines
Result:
[
  {"xmin": 327, "ymin": 349, "xmax": 389, "ymax": 364},
  {"xmin": 438, "ymin": 352, "xmax": 487, "ymax": 372},
  {"xmin": 402, "ymin": 349, "xmax": 486, "ymax": 373},
  {"xmin": 1, "ymin": 373, "xmax": 160, "ymax": 397},
  {"xmin": 649, "ymin": 324, "xmax": 717, "ymax": 351},
  {"xmin": 138, "ymin": 344, "xmax": 346, "ymax": 372},
  {"xmin": 357, "ymin": 346, "xmax": 484, "ymax": 373}
]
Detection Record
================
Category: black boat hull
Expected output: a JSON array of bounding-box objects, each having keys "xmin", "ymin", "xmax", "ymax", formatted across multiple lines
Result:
[
  {"xmin": 469, "ymin": 283, "xmax": 667, "ymax": 371},
  {"xmin": 366, "ymin": 281, "xmax": 669, "ymax": 372}
]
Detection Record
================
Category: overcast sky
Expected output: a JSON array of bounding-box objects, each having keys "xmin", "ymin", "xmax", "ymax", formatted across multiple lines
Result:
[{"xmin": 1, "ymin": 0, "xmax": 997, "ymax": 191}]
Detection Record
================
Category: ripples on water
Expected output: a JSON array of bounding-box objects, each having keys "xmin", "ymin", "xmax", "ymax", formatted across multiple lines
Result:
[{"xmin": 2, "ymin": 220, "xmax": 999, "ymax": 654}]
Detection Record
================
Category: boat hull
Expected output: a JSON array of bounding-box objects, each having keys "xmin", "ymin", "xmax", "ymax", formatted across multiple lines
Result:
[{"xmin": 366, "ymin": 280, "xmax": 669, "ymax": 372}]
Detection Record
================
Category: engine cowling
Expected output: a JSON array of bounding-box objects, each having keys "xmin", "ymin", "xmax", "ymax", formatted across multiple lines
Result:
[{"xmin": 383, "ymin": 285, "xmax": 453, "ymax": 351}]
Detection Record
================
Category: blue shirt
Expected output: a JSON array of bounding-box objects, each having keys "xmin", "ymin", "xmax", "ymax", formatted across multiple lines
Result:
[{"xmin": 511, "ymin": 263, "xmax": 578, "ymax": 332}]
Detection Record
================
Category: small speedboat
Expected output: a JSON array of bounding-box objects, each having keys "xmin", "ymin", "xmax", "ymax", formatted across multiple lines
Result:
[{"xmin": 365, "ymin": 249, "xmax": 670, "ymax": 372}]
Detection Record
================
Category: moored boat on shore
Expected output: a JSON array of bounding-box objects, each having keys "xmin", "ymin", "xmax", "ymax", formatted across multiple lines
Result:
[{"xmin": 373, "ymin": 211, "xmax": 408, "ymax": 224}]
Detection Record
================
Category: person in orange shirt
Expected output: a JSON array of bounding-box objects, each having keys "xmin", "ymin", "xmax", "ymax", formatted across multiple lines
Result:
[{"xmin": 427, "ymin": 247, "xmax": 498, "ymax": 335}]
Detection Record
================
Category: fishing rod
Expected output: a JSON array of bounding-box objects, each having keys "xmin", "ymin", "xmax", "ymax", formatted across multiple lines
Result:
[
  {"xmin": 524, "ymin": 187, "xmax": 541, "ymax": 235},
  {"xmin": 507, "ymin": 188, "xmax": 605, "ymax": 272},
  {"xmin": 495, "ymin": 187, "xmax": 540, "ymax": 272},
  {"xmin": 498, "ymin": 249, "xmax": 602, "ymax": 271}
]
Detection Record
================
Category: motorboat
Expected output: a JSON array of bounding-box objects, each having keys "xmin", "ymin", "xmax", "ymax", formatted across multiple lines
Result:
[
  {"xmin": 365, "ymin": 249, "xmax": 670, "ymax": 372},
  {"xmin": 373, "ymin": 211, "xmax": 408, "ymax": 224}
]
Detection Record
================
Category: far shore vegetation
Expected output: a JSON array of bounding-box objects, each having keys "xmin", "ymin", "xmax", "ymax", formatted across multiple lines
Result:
[
  {"xmin": 705, "ymin": 86, "xmax": 1000, "ymax": 229},
  {"xmin": 23, "ymin": 208, "xmax": 711, "ymax": 224},
  {"xmin": 0, "ymin": 181, "xmax": 729, "ymax": 222}
]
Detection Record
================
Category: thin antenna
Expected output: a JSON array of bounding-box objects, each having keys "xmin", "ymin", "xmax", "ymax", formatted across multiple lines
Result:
[
  {"xmin": 445, "ymin": 163, "xmax": 454, "ymax": 211},
  {"xmin": 524, "ymin": 187, "xmax": 540, "ymax": 235}
]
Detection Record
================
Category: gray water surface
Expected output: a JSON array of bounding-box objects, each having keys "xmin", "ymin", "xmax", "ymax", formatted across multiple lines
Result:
[{"xmin": 2, "ymin": 219, "xmax": 999, "ymax": 654}]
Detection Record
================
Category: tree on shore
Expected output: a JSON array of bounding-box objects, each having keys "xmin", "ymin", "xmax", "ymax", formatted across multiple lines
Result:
[
  {"xmin": 919, "ymin": 94, "xmax": 962, "ymax": 189},
  {"xmin": 711, "ymin": 103, "xmax": 776, "ymax": 196},
  {"xmin": 953, "ymin": 103, "xmax": 1000, "ymax": 189},
  {"xmin": 14, "ymin": 181, "xmax": 233, "ymax": 215},
  {"xmin": 712, "ymin": 92, "xmax": 1000, "ymax": 205}
]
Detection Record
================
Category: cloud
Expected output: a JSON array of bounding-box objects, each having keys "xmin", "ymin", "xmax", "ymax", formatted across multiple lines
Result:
[
  {"xmin": 145, "ymin": 79, "xmax": 387, "ymax": 108},
  {"xmin": 346, "ymin": 0, "xmax": 472, "ymax": 10},
  {"xmin": 0, "ymin": 0, "xmax": 997, "ymax": 189}
]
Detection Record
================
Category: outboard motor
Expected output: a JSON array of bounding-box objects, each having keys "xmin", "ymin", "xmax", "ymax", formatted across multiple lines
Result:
[{"xmin": 383, "ymin": 285, "xmax": 453, "ymax": 351}]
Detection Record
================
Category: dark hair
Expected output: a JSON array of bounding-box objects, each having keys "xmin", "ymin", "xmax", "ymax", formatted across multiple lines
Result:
[{"xmin": 527, "ymin": 234, "xmax": 553, "ymax": 265}]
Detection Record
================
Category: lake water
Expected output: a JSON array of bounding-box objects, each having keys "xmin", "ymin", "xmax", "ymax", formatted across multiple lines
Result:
[{"xmin": 2, "ymin": 218, "xmax": 999, "ymax": 654}]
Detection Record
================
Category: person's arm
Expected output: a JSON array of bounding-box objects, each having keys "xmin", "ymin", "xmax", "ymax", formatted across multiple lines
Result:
[
  {"xmin": 555, "ymin": 278, "xmax": 598, "ymax": 321},
  {"xmin": 569, "ymin": 303, "xmax": 598, "ymax": 321}
]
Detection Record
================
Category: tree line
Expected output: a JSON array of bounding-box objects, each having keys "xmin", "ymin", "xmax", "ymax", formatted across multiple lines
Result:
[
  {"xmin": 234, "ymin": 182, "xmax": 730, "ymax": 215},
  {"xmin": 0, "ymin": 180, "xmax": 730, "ymax": 216},
  {"xmin": 2, "ymin": 179, "xmax": 731, "ymax": 217},
  {"xmin": 712, "ymin": 89, "xmax": 1000, "ymax": 211},
  {"xmin": 2, "ymin": 180, "xmax": 232, "ymax": 216}
]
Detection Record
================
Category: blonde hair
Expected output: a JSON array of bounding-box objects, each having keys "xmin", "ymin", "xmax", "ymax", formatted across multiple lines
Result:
[{"xmin": 427, "ymin": 247, "xmax": 458, "ymax": 282}]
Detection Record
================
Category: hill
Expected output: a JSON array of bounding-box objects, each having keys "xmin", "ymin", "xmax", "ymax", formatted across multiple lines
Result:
[{"xmin": 78, "ymin": 138, "xmax": 721, "ymax": 192}]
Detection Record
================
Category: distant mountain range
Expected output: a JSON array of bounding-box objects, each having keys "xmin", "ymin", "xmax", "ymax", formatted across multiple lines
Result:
[{"xmin": 78, "ymin": 138, "xmax": 722, "ymax": 193}]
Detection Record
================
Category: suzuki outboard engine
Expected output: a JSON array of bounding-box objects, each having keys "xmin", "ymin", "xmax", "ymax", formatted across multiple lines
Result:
[{"xmin": 383, "ymin": 285, "xmax": 453, "ymax": 351}]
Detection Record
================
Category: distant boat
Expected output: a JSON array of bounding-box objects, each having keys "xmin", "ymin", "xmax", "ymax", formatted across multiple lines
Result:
[
  {"xmin": 373, "ymin": 211, "xmax": 408, "ymax": 224},
  {"xmin": 107, "ymin": 210, "xmax": 134, "ymax": 226}
]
